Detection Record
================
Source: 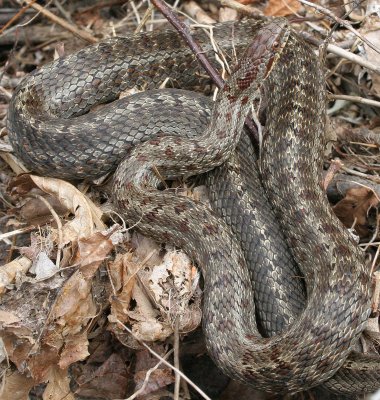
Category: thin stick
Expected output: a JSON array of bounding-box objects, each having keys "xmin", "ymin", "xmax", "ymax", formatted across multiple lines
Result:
[
  {"xmin": 301, "ymin": 31, "xmax": 380, "ymax": 75},
  {"xmin": 134, "ymin": 3, "xmax": 155, "ymax": 33},
  {"xmin": 151, "ymin": 0, "xmax": 224, "ymax": 88},
  {"xmin": 114, "ymin": 318, "xmax": 212, "ymax": 400},
  {"xmin": 341, "ymin": 165, "xmax": 380, "ymax": 184},
  {"xmin": 173, "ymin": 318, "xmax": 181, "ymax": 400},
  {"xmin": 53, "ymin": 0, "xmax": 75, "ymax": 25},
  {"xmin": 0, "ymin": 226, "xmax": 35, "ymax": 241},
  {"xmin": 150, "ymin": 0, "xmax": 260, "ymax": 149},
  {"xmin": 298, "ymin": 0, "xmax": 380, "ymax": 55},
  {"xmin": 126, "ymin": 349, "xmax": 174, "ymax": 400},
  {"xmin": 371, "ymin": 270, "xmax": 380, "ymax": 313},
  {"xmin": 17, "ymin": 0, "xmax": 97, "ymax": 43},
  {"xmin": 0, "ymin": 0, "xmax": 38, "ymax": 34},
  {"xmin": 221, "ymin": 0, "xmax": 380, "ymax": 75},
  {"xmin": 328, "ymin": 94, "xmax": 380, "ymax": 108},
  {"xmin": 31, "ymin": 194, "xmax": 63, "ymax": 270},
  {"xmin": 220, "ymin": 0, "xmax": 263, "ymax": 16}
]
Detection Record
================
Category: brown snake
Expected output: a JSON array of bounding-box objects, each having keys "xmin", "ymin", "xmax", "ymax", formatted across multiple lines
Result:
[{"xmin": 6, "ymin": 18, "xmax": 379, "ymax": 394}]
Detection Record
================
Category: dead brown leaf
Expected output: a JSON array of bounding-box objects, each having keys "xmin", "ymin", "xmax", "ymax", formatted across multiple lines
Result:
[
  {"xmin": 109, "ymin": 253, "xmax": 136, "ymax": 326},
  {"xmin": 44, "ymin": 230, "xmax": 115, "ymax": 362},
  {"xmin": 108, "ymin": 251, "xmax": 173, "ymax": 345},
  {"xmin": 134, "ymin": 347, "xmax": 174, "ymax": 397},
  {"xmin": 43, "ymin": 366, "xmax": 75, "ymax": 400},
  {"xmin": 108, "ymin": 245, "xmax": 201, "ymax": 345},
  {"xmin": 134, "ymin": 368, "xmax": 174, "ymax": 397},
  {"xmin": 58, "ymin": 333, "xmax": 90, "ymax": 370},
  {"xmin": 361, "ymin": 16, "xmax": 380, "ymax": 96},
  {"xmin": 333, "ymin": 186, "xmax": 379, "ymax": 237},
  {"xmin": 0, "ymin": 369, "xmax": 36, "ymax": 400},
  {"xmin": 74, "ymin": 353, "xmax": 129, "ymax": 399},
  {"xmin": 0, "ymin": 229, "xmax": 115, "ymax": 388},
  {"xmin": 0, "ymin": 275, "xmax": 64, "ymax": 381},
  {"xmin": 19, "ymin": 195, "xmax": 68, "ymax": 227},
  {"xmin": 264, "ymin": 0, "xmax": 301, "ymax": 16},
  {"xmin": 9, "ymin": 174, "xmax": 105, "ymax": 245},
  {"xmin": 0, "ymin": 257, "xmax": 32, "ymax": 295}
]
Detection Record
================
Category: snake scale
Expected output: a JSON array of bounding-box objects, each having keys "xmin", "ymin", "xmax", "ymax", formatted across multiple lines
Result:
[{"xmin": 6, "ymin": 17, "xmax": 380, "ymax": 394}]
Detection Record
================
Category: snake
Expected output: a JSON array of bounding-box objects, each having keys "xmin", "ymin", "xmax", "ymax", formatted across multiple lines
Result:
[{"xmin": 6, "ymin": 17, "xmax": 379, "ymax": 394}]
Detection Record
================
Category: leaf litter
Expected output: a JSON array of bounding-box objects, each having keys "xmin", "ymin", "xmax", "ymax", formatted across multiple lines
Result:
[{"xmin": 0, "ymin": 0, "xmax": 379, "ymax": 399}]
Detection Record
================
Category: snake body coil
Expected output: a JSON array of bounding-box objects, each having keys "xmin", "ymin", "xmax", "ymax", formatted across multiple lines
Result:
[{"xmin": 7, "ymin": 18, "xmax": 378, "ymax": 394}]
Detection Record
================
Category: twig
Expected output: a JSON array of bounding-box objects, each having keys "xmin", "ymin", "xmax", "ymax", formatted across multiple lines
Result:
[
  {"xmin": 0, "ymin": 233, "xmax": 12, "ymax": 246},
  {"xmin": 151, "ymin": 0, "xmax": 224, "ymax": 88},
  {"xmin": 298, "ymin": 0, "xmax": 380, "ymax": 55},
  {"xmin": 134, "ymin": 3, "xmax": 154, "ymax": 33},
  {"xmin": 301, "ymin": 32, "xmax": 380, "ymax": 75},
  {"xmin": 341, "ymin": 165, "xmax": 380, "ymax": 183},
  {"xmin": 16, "ymin": 0, "xmax": 97, "ymax": 43},
  {"xmin": 150, "ymin": 0, "xmax": 260, "ymax": 150},
  {"xmin": 114, "ymin": 318, "xmax": 212, "ymax": 400},
  {"xmin": 53, "ymin": 0, "xmax": 75, "ymax": 25},
  {"xmin": 77, "ymin": 0, "xmax": 126, "ymax": 14},
  {"xmin": 126, "ymin": 349, "xmax": 174, "ymax": 400},
  {"xmin": 219, "ymin": 0, "xmax": 263, "ymax": 16},
  {"xmin": 328, "ymin": 94, "xmax": 380, "ymax": 108},
  {"xmin": 0, "ymin": 0, "xmax": 38, "ymax": 35},
  {"xmin": 371, "ymin": 270, "xmax": 380, "ymax": 312},
  {"xmin": 130, "ymin": 0, "xmax": 141, "ymax": 25},
  {"xmin": 31, "ymin": 194, "xmax": 63, "ymax": 270},
  {"xmin": 0, "ymin": 226, "xmax": 35, "ymax": 241},
  {"xmin": 173, "ymin": 318, "xmax": 180, "ymax": 400}
]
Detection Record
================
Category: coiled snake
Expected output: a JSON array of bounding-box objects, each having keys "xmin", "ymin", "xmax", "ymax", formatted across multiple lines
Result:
[{"xmin": 7, "ymin": 18, "xmax": 379, "ymax": 394}]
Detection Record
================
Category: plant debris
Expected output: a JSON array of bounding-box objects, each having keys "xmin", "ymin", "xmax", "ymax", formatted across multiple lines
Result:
[{"xmin": 0, "ymin": 0, "xmax": 379, "ymax": 399}]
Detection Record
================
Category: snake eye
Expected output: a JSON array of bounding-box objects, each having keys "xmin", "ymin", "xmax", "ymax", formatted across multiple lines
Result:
[{"xmin": 272, "ymin": 41, "xmax": 280, "ymax": 49}]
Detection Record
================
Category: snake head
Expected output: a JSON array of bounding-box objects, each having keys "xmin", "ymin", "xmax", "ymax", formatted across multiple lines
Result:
[{"xmin": 231, "ymin": 19, "xmax": 291, "ymax": 95}]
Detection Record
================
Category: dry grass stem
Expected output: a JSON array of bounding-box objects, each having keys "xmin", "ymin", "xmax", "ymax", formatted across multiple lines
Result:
[
  {"xmin": 115, "ymin": 318, "xmax": 212, "ymax": 400},
  {"xmin": 17, "ymin": 0, "xmax": 97, "ymax": 43}
]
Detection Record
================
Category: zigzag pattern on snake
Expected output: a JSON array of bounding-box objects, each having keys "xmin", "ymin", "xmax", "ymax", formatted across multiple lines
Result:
[{"xmin": 6, "ymin": 18, "xmax": 378, "ymax": 394}]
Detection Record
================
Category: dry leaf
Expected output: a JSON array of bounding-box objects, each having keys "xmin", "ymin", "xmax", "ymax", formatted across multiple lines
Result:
[
  {"xmin": 30, "ymin": 175, "xmax": 105, "ymax": 244},
  {"xmin": 108, "ymin": 251, "xmax": 173, "ymax": 344},
  {"xmin": 0, "ymin": 273, "xmax": 65, "ymax": 381},
  {"xmin": 0, "ymin": 153, "xmax": 28, "ymax": 175},
  {"xmin": 43, "ymin": 366, "xmax": 75, "ymax": 400},
  {"xmin": 0, "ymin": 257, "xmax": 32, "ymax": 295},
  {"xmin": 109, "ymin": 253, "xmax": 136, "ymax": 326},
  {"xmin": 19, "ymin": 195, "xmax": 68, "ymax": 226},
  {"xmin": 134, "ymin": 368, "xmax": 174, "ymax": 396},
  {"xmin": 333, "ymin": 186, "xmax": 379, "ymax": 237},
  {"xmin": 0, "ymin": 229, "xmax": 115, "ymax": 387},
  {"xmin": 361, "ymin": 16, "xmax": 380, "ymax": 95},
  {"xmin": 219, "ymin": 7, "xmax": 238, "ymax": 22},
  {"xmin": 30, "ymin": 252, "xmax": 58, "ymax": 281},
  {"xmin": 47, "ymin": 231, "xmax": 114, "ymax": 344},
  {"xmin": 134, "ymin": 347, "xmax": 174, "ymax": 397},
  {"xmin": 147, "ymin": 250, "xmax": 202, "ymax": 332},
  {"xmin": 264, "ymin": 0, "xmax": 301, "ymax": 16},
  {"xmin": 58, "ymin": 333, "xmax": 90, "ymax": 370},
  {"xmin": 0, "ymin": 369, "xmax": 36, "ymax": 400},
  {"xmin": 183, "ymin": 1, "xmax": 216, "ymax": 24},
  {"xmin": 9, "ymin": 174, "xmax": 105, "ymax": 245},
  {"xmin": 74, "ymin": 353, "xmax": 129, "ymax": 399},
  {"xmin": 109, "ymin": 246, "xmax": 201, "ymax": 343}
]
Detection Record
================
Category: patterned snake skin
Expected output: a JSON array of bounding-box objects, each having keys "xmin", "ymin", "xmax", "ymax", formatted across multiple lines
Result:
[{"xmin": 6, "ymin": 18, "xmax": 379, "ymax": 394}]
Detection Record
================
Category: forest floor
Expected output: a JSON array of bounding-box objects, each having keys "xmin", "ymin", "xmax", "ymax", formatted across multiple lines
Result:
[{"xmin": 0, "ymin": 0, "xmax": 380, "ymax": 399}]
